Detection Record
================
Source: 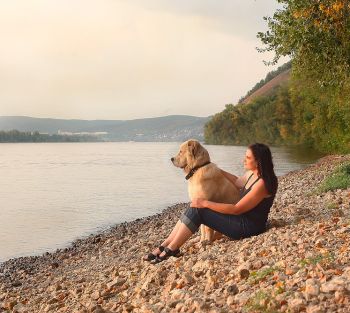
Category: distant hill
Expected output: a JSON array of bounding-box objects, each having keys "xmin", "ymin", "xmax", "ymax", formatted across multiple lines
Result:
[
  {"xmin": 241, "ymin": 69, "xmax": 291, "ymax": 104},
  {"xmin": 0, "ymin": 115, "xmax": 209, "ymax": 142},
  {"xmin": 204, "ymin": 61, "xmax": 294, "ymax": 146},
  {"xmin": 239, "ymin": 61, "xmax": 291, "ymax": 104}
]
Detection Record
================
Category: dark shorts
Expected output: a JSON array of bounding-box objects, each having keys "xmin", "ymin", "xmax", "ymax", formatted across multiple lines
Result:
[{"xmin": 180, "ymin": 207, "xmax": 265, "ymax": 240}]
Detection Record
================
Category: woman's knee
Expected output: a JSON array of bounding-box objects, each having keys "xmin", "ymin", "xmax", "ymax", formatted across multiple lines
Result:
[{"xmin": 180, "ymin": 207, "xmax": 201, "ymax": 233}]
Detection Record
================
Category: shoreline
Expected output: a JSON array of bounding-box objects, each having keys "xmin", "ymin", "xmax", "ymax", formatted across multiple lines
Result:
[
  {"xmin": 0, "ymin": 203, "xmax": 188, "ymax": 272},
  {"xmin": 1, "ymin": 154, "xmax": 350, "ymax": 312},
  {"xmin": 0, "ymin": 205, "xmax": 176, "ymax": 265}
]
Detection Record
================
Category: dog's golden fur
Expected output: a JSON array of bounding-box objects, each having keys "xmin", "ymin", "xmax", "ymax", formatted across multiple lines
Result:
[{"xmin": 172, "ymin": 139, "xmax": 240, "ymax": 241}]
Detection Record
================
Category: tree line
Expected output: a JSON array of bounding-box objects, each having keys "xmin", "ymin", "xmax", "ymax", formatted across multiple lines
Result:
[
  {"xmin": 205, "ymin": 0, "xmax": 350, "ymax": 154},
  {"xmin": 0, "ymin": 130, "xmax": 102, "ymax": 143}
]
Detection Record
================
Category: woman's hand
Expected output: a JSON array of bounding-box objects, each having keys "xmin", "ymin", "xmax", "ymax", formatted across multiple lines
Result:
[{"xmin": 190, "ymin": 198, "xmax": 206, "ymax": 208}]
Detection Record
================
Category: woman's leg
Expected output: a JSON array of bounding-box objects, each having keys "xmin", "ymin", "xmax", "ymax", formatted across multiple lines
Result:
[
  {"xmin": 180, "ymin": 207, "xmax": 246, "ymax": 240},
  {"xmin": 163, "ymin": 222, "xmax": 193, "ymax": 252},
  {"xmin": 146, "ymin": 220, "xmax": 182, "ymax": 257},
  {"xmin": 148, "ymin": 207, "xmax": 245, "ymax": 260},
  {"xmin": 157, "ymin": 208, "xmax": 210, "ymax": 258},
  {"xmin": 160, "ymin": 220, "xmax": 182, "ymax": 247}
]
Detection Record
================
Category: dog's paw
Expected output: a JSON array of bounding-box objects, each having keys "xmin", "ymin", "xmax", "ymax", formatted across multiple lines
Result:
[
  {"xmin": 189, "ymin": 236, "xmax": 200, "ymax": 244},
  {"xmin": 199, "ymin": 239, "xmax": 211, "ymax": 247}
]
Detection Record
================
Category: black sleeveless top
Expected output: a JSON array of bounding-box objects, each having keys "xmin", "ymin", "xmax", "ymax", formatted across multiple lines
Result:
[{"xmin": 239, "ymin": 173, "xmax": 274, "ymax": 231}]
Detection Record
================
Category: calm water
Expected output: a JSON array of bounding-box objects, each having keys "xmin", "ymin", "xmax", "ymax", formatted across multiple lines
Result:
[{"xmin": 0, "ymin": 142, "xmax": 323, "ymax": 262}]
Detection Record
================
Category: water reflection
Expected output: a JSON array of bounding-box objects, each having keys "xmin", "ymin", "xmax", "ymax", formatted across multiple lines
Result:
[{"xmin": 277, "ymin": 145, "xmax": 326, "ymax": 164}]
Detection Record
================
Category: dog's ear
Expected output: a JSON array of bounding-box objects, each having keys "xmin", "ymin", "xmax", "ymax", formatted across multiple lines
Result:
[{"xmin": 187, "ymin": 140, "xmax": 199, "ymax": 158}]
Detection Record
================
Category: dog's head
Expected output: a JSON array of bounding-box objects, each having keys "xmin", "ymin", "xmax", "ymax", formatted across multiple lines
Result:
[{"xmin": 171, "ymin": 139, "xmax": 210, "ymax": 173}]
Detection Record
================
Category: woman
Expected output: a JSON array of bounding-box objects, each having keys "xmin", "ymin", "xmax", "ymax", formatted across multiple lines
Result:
[{"xmin": 144, "ymin": 143, "xmax": 278, "ymax": 263}]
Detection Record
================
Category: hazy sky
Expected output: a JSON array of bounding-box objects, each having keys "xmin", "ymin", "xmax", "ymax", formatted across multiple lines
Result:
[{"xmin": 0, "ymin": 0, "xmax": 287, "ymax": 120}]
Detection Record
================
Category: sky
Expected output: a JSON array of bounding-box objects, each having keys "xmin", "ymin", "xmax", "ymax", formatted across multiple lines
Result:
[{"xmin": 0, "ymin": 0, "xmax": 287, "ymax": 120}]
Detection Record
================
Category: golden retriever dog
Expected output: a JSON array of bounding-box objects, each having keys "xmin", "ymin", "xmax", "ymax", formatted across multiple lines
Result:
[{"xmin": 171, "ymin": 139, "xmax": 240, "ymax": 242}]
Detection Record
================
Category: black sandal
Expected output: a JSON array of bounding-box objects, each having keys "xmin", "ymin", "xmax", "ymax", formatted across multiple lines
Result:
[
  {"xmin": 150, "ymin": 247, "xmax": 180, "ymax": 264},
  {"xmin": 143, "ymin": 245, "xmax": 164, "ymax": 261}
]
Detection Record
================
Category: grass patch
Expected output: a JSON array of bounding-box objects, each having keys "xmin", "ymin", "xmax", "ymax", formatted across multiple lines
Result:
[
  {"xmin": 317, "ymin": 162, "xmax": 350, "ymax": 193},
  {"xmin": 248, "ymin": 266, "xmax": 280, "ymax": 284},
  {"xmin": 326, "ymin": 201, "xmax": 338, "ymax": 210},
  {"xmin": 243, "ymin": 290, "xmax": 280, "ymax": 313},
  {"xmin": 299, "ymin": 252, "xmax": 335, "ymax": 268}
]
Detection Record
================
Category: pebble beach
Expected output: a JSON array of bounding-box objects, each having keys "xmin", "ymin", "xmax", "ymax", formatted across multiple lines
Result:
[{"xmin": 1, "ymin": 154, "xmax": 350, "ymax": 313}]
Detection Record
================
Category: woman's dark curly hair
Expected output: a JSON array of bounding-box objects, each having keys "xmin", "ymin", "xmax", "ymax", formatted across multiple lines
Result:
[{"xmin": 248, "ymin": 143, "xmax": 278, "ymax": 196}]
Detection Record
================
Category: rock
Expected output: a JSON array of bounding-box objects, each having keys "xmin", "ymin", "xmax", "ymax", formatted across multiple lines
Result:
[
  {"xmin": 306, "ymin": 305, "xmax": 325, "ymax": 313},
  {"xmin": 4, "ymin": 300, "xmax": 17, "ymax": 310},
  {"xmin": 252, "ymin": 260, "xmax": 263, "ymax": 270},
  {"xmin": 12, "ymin": 281, "xmax": 22, "ymax": 287},
  {"xmin": 226, "ymin": 283, "xmax": 239, "ymax": 295},
  {"xmin": 192, "ymin": 260, "xmax": 212, "ymax": 276},
  {"xmin": 342, "ymin": 267, "xmax": 350, "ymax": 279},
  {"xmin": 169, "ymin": 289, "xmax": 186, "ymax": 301},
  {"xmin": 91, "ymin": 291, "xmax": 100, "ymax": 300},
  {"xmin": 90, "ymin": 304, "xmax": 106, "ymax": 313},
  {"xmin": 168, "ymin": 300, "xmax": 181, "ymax": 308},
  {"xmin": 285, "ymin": 267, "xmax": 297, "ymax": 275},
  {"xmin": 48, "ymin": 284, "xmax": 62, "ymax": 292},
  {"xmin": 334, "ymin": 290, "xmax": 346, "ymax": 303},
  {"xmin": 239, "ymin": 268, "xmax": 250, "ymax": 280},
  {"xmin": 320, "ymin": 277, "xmax": 346, "ymax": 293},
  {"xmin": 106, "ymin": 277, "xmax": 126, "ymax": 289},
  {"xmin": 121, "ymin": 304, "xmax": 134, "ymax": 312},
  {"xmin": 51, "ymin": 262, "xmax": 59, "ymax": 268},
  {"xmin": 205, "ymin": 274, "xmax": 218, "ymax": 290},
  {"xmin": 44, "ymin": 304, "xmax": 56, "ymax": 312},
  {"xmin": 162, "ymin": 281, "xmax": 177, "ymax": 297},
  {"xmin": 304, "ymin": 279, "xmax": 320, "ymax": 298},
  {"xmin": 182, "ymin": 273, "xmax": 195, "ymax": 285},
  {"xmin": 174, "ymin": 302, "xmax": 185, "ymax": 312},
  {"xmin": 288, "ymin": 298, "xmax": 306, "ymax": 312},
  {"xmin": 191, "ymin": 298, "xmax": 209, "ymax": 311},
  {"xmin": 12, "ymin": 303, "xmax": 27, "ymax": 313},
  {"xmin": 226, "ymin": 296, "xmax": 235, "ymax": 306},
  {"xmin": 234, "ymin": 291, "xmax": 250, "ymax": 306},
  {"xmin": 0, "ymin": 293, "xmax": 6, "ymax": 301}
]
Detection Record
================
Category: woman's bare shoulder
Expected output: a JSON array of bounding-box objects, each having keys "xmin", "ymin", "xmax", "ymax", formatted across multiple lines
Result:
[{"xmin": 251, "ymin": 178, "xmax": 270, "ymax": 196}]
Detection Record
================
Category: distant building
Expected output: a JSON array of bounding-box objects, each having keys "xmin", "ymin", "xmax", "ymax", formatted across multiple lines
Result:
[{"xmin": 57, "ymin": 130, "xmax": 108, "ymax": 136}]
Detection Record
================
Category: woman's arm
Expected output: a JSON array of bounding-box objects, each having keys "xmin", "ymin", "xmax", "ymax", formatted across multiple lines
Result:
[{"xmin": 191, "ymin": 179, "xmax": 268, "ymax": 215}]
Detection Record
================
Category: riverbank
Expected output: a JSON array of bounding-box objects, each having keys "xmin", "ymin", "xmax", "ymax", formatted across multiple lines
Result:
[{"xmin": 1, "ymin": 155, "xmax": 349, "ymax": 313}]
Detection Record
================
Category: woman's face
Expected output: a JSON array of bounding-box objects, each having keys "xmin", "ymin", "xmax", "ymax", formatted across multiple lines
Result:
[{"xmin": 244, "ymin": 149, "xmax": 257, "ymax": 171}]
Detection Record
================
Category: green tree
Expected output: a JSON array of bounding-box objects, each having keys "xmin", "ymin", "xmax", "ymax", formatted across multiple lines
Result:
[{"xmin": 258, "ymin": 0, "xmax": 350, "ymax": 88}]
